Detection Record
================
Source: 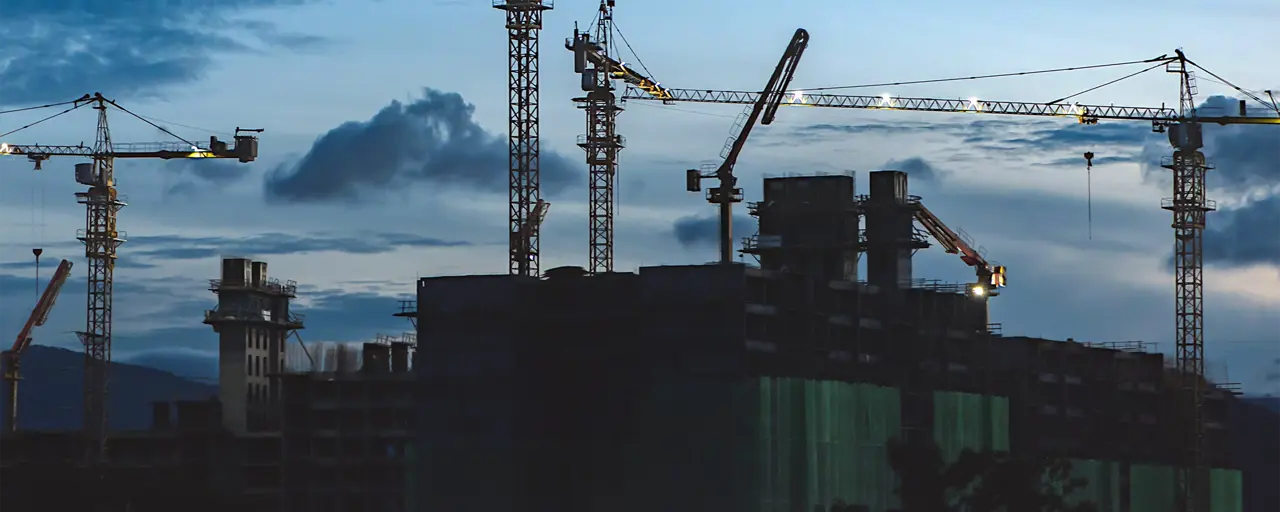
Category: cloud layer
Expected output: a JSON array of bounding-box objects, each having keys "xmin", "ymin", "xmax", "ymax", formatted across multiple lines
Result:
[
  {"xmin": 785, "ymin": 95, "xmax": 1280, "ymax": 268},
  {"xmin": 0, "ymin": 0, "xmax": 325, "ymax": 106},
  {"xmin": 673, "ymin": 213, "xmax": 757, "ymax": 248},
  {"xmin": 264, "ymin": 88, "xmax": 583, "ymax": 203}
]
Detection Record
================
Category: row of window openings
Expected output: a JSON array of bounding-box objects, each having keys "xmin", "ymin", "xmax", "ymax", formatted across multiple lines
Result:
[
  {"xmin": 248, "ymin": 354, "xmax": 283, "ymax": 377},
  {"xmin": 248, "ymin": 331, "xmax": 284, "ymax": 351}
]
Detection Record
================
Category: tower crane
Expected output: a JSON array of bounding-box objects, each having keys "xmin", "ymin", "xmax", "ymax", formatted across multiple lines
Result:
[
  {"xmin": 0, "ymin": 92, "xmax": 259, "ymax": 463},
  {"xmin": 495, "ymin": 0, "xmax": 553, "ymax": 277},
  {"xmin": 684, "ymin": 28, "xmax": 809, "ymax": 265},
  {"xmin": 568, "ymin": 0, "xmax": 673, "ymax": 273},
  {"xmin": 621, "ymin": 50, "xmax": 1278, "ymax": 512},
  {"xmin": 2, "ymin": 259, "xmax": 73, "ymax": 433}
]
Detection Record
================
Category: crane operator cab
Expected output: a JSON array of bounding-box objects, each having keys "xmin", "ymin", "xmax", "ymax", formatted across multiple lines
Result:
[{"xmin": 968, "ymin": 265, "xmax": 1007, "ymax": 299}]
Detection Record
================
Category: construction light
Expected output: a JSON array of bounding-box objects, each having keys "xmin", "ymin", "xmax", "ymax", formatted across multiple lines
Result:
[{"xmin": 968, "ymin": 284, "xmax": 986, "ymax": 298}]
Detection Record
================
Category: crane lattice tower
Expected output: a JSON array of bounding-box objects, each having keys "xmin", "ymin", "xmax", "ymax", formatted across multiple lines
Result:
[
  {"xmin": 495, "ymin": 0, "xmax": 553, "ymax": 277},
  {"xmin": 578, "ymin": 0, "xmax": 623, "ymax": 274}
]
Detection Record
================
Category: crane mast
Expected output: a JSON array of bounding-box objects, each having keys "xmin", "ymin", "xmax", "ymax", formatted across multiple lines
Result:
[
  {"xmin": 628, "ymin": 50, "xmax": 1277, "ymax": 512},
  {"xmin": 574, "ymin": 0, "xmax": 622, "ymax": 274},
  {"xmin": 0, "ymin": 92, "xmax": 259, "ymax": 463},
  {"xmin": 495, "ymin": 0, "xmax": 552, "ymax": 277},
  {"xmin": 1165, "ymin": 50, "xmax": 1209, "ymax": 512},
  {"xmin": 3, "ymin": 259, "xmax": 74, "ymax": 432},
  {"xmin": 685, "ymin": 28, "xmax": 809, "ymax": 264},
  {"xmin": 77, "ymin": 99, "xmax": 121, "ymax": 463}
]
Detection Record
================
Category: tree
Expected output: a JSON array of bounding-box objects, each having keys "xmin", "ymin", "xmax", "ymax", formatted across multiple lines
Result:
[{"xmin": 886, "ymin": 438, "xmax": 1098, "ymax": 512}]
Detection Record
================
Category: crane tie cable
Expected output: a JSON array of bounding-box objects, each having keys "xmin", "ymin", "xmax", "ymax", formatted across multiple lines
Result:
[
  {"xmin": 1047, "ymin": 60, "xmax": 1169, "ymax": 105},
  {"xmin": 0, "ymin": 102, "xmax": 87, "ymax": 139},
  {"xmin": 1184, "ymin": 59, "xmax": 1280, "ymax": 116},
  {"xmin": 0, "ymin": 96, "xmax": 88, "ymax": 116},
  {"xmin": 104, "ymin": 99, "xmax": 201, "ymax": 148},
  {"xmin": 612, "ymin": 22, "xmax": 657, "ymax": 80},
  {"xmin": 790, "ymin": 55, "xmax": 1174, "ymax": 93}
]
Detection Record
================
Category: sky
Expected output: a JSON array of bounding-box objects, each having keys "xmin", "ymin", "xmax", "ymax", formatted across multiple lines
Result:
[{"xmin": 0, "ymin": 0, "xmax": 1276, "ymax": 394}]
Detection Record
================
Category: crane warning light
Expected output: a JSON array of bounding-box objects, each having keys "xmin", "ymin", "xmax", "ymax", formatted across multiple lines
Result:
[
  {"xmin": 879, "ymin": 94, "xmax": 893, "ymax": 107},
  {"xmin": 790, "ymin": 91, "xmax": 806, "ymax": 104}
]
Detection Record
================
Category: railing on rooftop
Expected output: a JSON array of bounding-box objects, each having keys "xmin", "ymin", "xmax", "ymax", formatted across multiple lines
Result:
[
  {"xmin": 1084, "ymin": 340, "xmax": 1155, "ymax": 353},
  {"xmin": 208, "ymin": 277, "xmax": 298, "ymax": 296},
  {"xmin": 395, "ymin": 300, "xmax": 416, "ymax": 316},
  {"xmin": 909, "ymin": 279, "xmax": 967, "ymax": 294},
  {"xmin": 204, "ymin": 306, "xmax": 305, "ymax": 326}
]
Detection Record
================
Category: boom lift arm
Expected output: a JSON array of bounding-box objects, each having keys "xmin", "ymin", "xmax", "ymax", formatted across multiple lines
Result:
[
  {"xmin": 685, "ymin": 28, "xmax": 810, "ymax": 264},
  {"xmin": 913, "ymin": 203, "xmax": 1006, "ymax": 297},
  {"xmin": 2, "ymin": 259, "xmax": 74, "ymax": 432}
]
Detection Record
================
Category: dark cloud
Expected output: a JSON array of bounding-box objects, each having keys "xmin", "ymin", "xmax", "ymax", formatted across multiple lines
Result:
[
  {"xmin": 263, "ymin": 88, "xmax": 583, "ymax": 203},
  {"xmin": 1193, "ymin": 195, "xmax": 1280, "ymax": 268},
  {"xmin": 672, "ymin": 213, "xmax": 757, "ymax": 248},
  {"xmin": 0, "ymin": 0, "xmax": 325, "ymax": 106},
  {"xmin": 126, "ymin": 232, "xmax": 472, "ymax": 261},
  {"xmin": 883, "ymin": 157, "xmax": 943, "ymax": 182}
]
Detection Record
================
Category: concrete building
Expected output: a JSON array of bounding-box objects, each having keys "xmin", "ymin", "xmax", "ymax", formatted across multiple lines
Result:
[
  {"xmin": 276, "ymin": 341, "xmax": 416, "ymax": 512},
  {"xmin": 204, "ymin": 258, "xmax": 304, "ymax": 433},
  {"xmin": 411, "ymin": 171, "xmax": 1245, "ymax": 512}
]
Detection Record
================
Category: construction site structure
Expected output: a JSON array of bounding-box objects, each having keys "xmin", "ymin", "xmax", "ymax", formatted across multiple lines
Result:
[
  {"xmin": 278, "ymin": 341, "xmax": 416, "ymax": 512},
  {"xmin": 495, "ymin": 0, "xmax": 553, "ymax": 277},
  {"xmin": 411, "ymin": 172, "xmax": 1246, "ymax": 511},
  {"xmin": 203, "ymin": 258, "xmax": 304, "ymax": 434},
  {"xmin": 619, "ymin": 51, "xmax": 1278, "ymax": 511},
  {"xmin": 0, "ymin": 92, "xmax": 260, "ymax": 461},
  {"xmin": 684, "ymin": 28, "xmax": 808, "ymax": 265},
  {"xmin": 2, "ymin": 259, "xmax": 73, "ymax": 432}
]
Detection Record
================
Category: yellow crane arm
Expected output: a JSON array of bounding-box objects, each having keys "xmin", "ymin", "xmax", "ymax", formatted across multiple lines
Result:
[{"xmin": 568, "ymin": 35, "xmax": 672, "ymax": 101}]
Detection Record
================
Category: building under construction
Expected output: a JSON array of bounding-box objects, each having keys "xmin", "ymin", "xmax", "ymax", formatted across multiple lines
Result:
[
  {"xmin": 412, "ymin": 171, "xmax": 1247, "ymax": 512},
  {"xmin": 0, "ymin": 258, "xmax": 417, "ymax": 512}
]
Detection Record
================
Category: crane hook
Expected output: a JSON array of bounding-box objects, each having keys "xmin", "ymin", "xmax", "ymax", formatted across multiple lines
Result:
[{"xmin": 1084, "ymin": 151, "xmax": 1094, "ymax": 170}]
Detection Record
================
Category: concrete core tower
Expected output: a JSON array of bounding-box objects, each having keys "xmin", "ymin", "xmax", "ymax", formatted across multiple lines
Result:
[{"xmin": 203, "ymin": 258, "xmax": 303, "ymax": 433}]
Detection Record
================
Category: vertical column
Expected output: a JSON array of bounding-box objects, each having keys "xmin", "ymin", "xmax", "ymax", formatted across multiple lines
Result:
[{"xmin": 864, "ymin": 171, "xmax": 914, "ymax": 293}]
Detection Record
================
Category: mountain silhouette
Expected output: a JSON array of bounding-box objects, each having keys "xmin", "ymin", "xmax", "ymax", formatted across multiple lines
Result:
[{"xmin": 1, "ymin": 345, "xmax": 216, "ymax": 431}]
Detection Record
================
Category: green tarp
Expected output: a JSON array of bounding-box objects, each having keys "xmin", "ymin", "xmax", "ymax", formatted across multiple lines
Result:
[{"xmin": 933, "ymin": 391, "xmax": 1010, "ymax": 464}]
